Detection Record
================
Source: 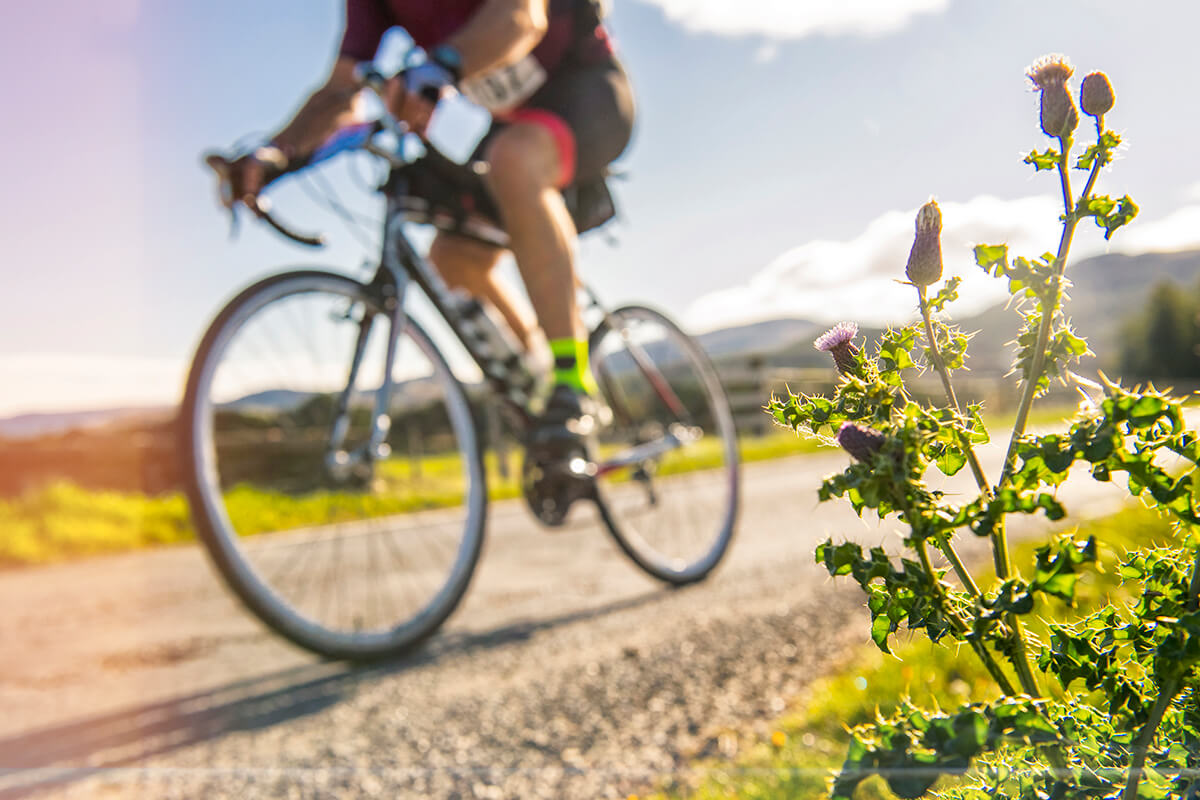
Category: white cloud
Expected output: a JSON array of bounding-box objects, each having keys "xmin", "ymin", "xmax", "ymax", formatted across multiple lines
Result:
[
  {"xmin": 686, "ymin": 194, "xmax": 1064, "ymax": 331},
  {"xmin": 685, "ymin": 194, "xmax": 1200, "ymax": 332},
  {"xmin": 630, "ymin": 0, "xmax": 952, "ymax": 40},
  {"xmin": 1106, "ymin": 204, "xmax": 1200, "ymax": 254},
  {"xmin": 0, "ymin": 354, "xmax": 185, "ymax": 417}
]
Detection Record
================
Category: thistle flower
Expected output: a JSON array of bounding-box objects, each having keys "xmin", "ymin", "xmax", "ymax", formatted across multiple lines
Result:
[
  {"xmin": 1026, "ymin": 54, "xmax": 1078, "ymax": 139},
  {"xmin": 814, "ymin": 322, "xmax": 860, "ymax": 375},
  {"xmin": 836, "ymin": 421, "xmax": 886, "ymax": 463},
  {"xmin": 905, "ymin": 199, "xmax": 943, "ymax": 286},
  {"xmin": 1080, "ymin": 71, "xmax": 1115, "ymax": 118}
]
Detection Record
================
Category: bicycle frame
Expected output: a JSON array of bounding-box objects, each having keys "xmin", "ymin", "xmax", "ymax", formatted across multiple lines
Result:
[
  {"xmin": 322, "ymin": 184, "xmax": 699, "ymax": 482},
  {"xmin": 233, "ymin": 76, "xmax": 695, "ymax": 479}
]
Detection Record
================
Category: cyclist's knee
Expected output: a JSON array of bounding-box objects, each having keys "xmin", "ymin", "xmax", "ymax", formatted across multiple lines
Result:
[
  {"xmin": 485, "ymin": 124, "xmax": 561, "ymax": 195},
  {"xmin": 429, "ymin": 233, "xmax": 502, "ymax": 287}
]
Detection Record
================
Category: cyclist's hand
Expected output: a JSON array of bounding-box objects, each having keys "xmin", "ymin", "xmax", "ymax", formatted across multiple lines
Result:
[
  {"xmin": 225, "ymin": 154, "xmax": 266, "ymax": 208},
  {"xmin": 209, "ymin": 148, "xmax": 288, "ymax": 209},
  {"xmin": 386, "ymin": 62, "xmax": 455, "ymax": 135}
]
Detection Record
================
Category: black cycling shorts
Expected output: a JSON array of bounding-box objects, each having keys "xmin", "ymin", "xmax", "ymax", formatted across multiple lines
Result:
[{"xmin": 473, "ymin": 56, "xmax": 636, "ymax": 188}]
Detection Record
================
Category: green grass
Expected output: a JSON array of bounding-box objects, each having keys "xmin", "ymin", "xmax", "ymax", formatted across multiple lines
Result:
[
  {"xmin": 0, "ymin": 402, "xmax": 1075, "ymax": 568},
  {"xmin": 0, "ymin": 431, "xmax": 818, "ymax": 567},
  {"xmin": 639, "ymin": 504, "xmax": 1183, "ymax": 800}
]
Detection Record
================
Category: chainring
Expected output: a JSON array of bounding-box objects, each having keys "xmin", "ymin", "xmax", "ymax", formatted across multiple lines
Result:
[{"xmin": 521, "ymin": 442, "xmax": 594, "ymax": 527}]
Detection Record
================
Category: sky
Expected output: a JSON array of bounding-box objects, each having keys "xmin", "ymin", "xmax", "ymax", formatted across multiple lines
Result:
[{"xmin": 2, "ymin": 0, "xmax": 1200, "ymax": 415}]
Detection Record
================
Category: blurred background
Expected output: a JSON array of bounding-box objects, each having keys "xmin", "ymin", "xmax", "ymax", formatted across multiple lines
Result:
[
  {"xmin": 3, "ymin": 2, "xmax": 1200, "ymax": 797},
  {"xmin": 3, "ymin": 0, "xmax": 1200, "ymax": 424}
]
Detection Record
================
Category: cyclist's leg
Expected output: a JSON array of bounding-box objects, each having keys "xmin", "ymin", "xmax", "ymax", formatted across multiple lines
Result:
[
  {"xmin": 484, "ymin": 123, "xmax": 580, "ymax": 343},
  {"xmin": 483, "ymin": 58, "xmax": 635, "ymax": 409},
  {"xmin": 428, "ymin": 232, "xmax": 538, "ymax": 351}
]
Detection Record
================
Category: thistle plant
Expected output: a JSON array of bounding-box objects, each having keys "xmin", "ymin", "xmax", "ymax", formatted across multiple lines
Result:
[{"xmin": 770, "ymin": 55, "xmax": 1200, "ymax": 799}]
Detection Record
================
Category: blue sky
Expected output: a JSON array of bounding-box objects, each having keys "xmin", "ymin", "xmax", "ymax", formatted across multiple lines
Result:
[{"xmin": 3, "ymin": 0, "xmax": 1199, "ymax": 414}]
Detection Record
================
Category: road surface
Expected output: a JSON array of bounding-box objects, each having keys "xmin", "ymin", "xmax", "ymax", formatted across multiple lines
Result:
[{"xmin": 0, "ymin": 443, "xmax": 1132, "ymax": 799}]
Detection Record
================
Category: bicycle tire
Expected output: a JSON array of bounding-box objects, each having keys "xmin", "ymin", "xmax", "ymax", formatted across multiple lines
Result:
[
  {"xmin": 588, "ymin": 304, "xmax": 740, "ymax": 585},
  {"xmin": 181, "ymin": 270, "xmax": 486, "ymax": 660}
]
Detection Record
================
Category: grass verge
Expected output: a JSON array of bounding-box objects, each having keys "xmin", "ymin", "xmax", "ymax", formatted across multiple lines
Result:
[
  {"xmin": 638, "ymin": 504, "xmax": 1181, "ymax": 800},
  {"xmin": 0, "ymin": 430, "xmax": 821, "ymax": 567},
  {"xmin": 0, "ymin": 401, "xmax": 1080, "ymax": 568}
]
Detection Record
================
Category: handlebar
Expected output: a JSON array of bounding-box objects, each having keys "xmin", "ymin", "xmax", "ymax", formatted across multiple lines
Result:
[
  {"xmin": 204, "ymin": 64, "xmax": 404, "ymax": 249},
  {"xmin": 203, "ymin": 153, "xmax": 327, "ymax": 247}
]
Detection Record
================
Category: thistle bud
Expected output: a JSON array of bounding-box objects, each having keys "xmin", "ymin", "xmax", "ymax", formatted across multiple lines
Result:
[
  {"xmin": 1026, "ymin": 54, "xmax": 1079, "ymax": 139},
  {"xmin": 836, "ymin": 422, "xmax": 887, "ymax": 463},
  {"xmin": 905, "ymin": 199, "xmax": 943, "ymax": 286},
  {"xmin": 1039, "ymin": 84, "xmax": 1079, "ymax": 138},
  {"xmin": 813, "ymin": 322, "xmax": 860, "ymax": 376},
  {"xmin": 1080, "ymin": 72, "xmax": 1114, "ymax": 118}
]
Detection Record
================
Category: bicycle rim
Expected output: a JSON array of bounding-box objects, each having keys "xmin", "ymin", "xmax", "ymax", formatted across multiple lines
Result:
[
  {"xmin": 588, "ymin": 305, "xmax": 740, "ymax": 585},
  {"xmin": 182, "ymin": 271, "xmax": 486, "ymax": 660}
]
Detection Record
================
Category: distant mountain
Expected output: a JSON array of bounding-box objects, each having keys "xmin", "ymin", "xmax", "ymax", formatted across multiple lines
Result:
[
  {"xmin": 4, "ymin": 250, "xmax": 1197, "ymax": 439},
  {"xmin": 221, "ymin": 389, "xmax": 313, "ymax": 413},
  {"xmin": 696, "ymin": 318, "xmax": 821, "ymax": 360},
  {"xmin": 0, "ymin": 407, "xmax": 174, "ymax": 440},
  {"xmin": 728, "ymin": 249, "xmax": 1200, "ymax": 374},
  {"xmin": 950, "ymin": 249, "xmax": 1200, "ymax": 374}
]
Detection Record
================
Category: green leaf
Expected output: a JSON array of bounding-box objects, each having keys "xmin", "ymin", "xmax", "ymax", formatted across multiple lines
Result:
[
  {"xmin": 871, "ymin": 613, "xmax": 893, "ymax": 653},
  {"xmin": 927, "ymin": 277, "xmax": 963, "ymax": 313},
  {"xmin": 1077, "ymin": 194, "xmax": 1140, "ymax": 240},
  {"xmin": 935, "ymin": 446, "xmax": 968, "ymax": 477},
  {"xmin": 1103, "ymin": 195, "xmax": 1139, "ymax": 240},
  {"xmin": 974, "ymin": 244, "xmax": 1008, "ymax": 274},
  {"xmin": 1024, "ymin": 148, "xmax": 1060, "ymax": 171},
  {"xmin": 1032, "ymin": 536, "xmax": 1098, "ymax": 603},
  {"xmin": 1075, "ymin": 130, "xmax": 1121, "ymax": 171}
]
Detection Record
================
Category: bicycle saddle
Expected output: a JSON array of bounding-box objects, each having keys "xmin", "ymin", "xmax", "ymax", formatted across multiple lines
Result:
[{"xmin": 385, "ymin": 145, "xmax": 618, "ymax": 245}]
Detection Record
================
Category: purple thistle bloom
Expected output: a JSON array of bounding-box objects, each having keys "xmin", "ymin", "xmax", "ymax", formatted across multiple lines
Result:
[
  {"xmin": 814, "ymin": 322, "xmax": 860, "ymax": 375},
  {"xmin": 836, "ymin": 421, "xmax": 887, "ymax": 463},
  {"xmin": 1025, "ymin": 54, "xmax": 1079, "ymax": 139}
]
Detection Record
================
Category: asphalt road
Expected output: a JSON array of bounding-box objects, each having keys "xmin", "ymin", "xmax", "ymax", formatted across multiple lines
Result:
[{"xmin": 0, "ymin": 443, "xmax": 1133, "ymax": 799}]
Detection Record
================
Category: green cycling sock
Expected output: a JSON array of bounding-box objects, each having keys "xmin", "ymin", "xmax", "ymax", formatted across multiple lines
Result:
[{"xmin": 549, "ymin": 337, "xmax": 599, "ymax": 396}]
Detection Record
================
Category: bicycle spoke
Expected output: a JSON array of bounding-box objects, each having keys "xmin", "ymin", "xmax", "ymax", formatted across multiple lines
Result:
[{"xmin": 184, "ymin": 272, "xmax": 485, "ymax": 659}]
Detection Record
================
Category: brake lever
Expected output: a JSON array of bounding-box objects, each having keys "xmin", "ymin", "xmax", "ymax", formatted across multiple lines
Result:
[{"xmin": 203, "ymin": 153, "xmax": 242, "ymax": 240}]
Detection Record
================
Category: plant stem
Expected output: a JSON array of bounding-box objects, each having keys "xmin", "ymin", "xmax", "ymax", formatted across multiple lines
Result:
[
  {"xmin": 1122, "ymin": 679, "xmax": 1176, "ymax": 799},
  {"xmin": 914, "ymin": 538, "xmax": 1016, "ymax": 695},
  {"xmin": 998, "ymin": 137, "xmax": 1105, "ymax": 490},
  {"xmin": 1120, "ymin": 491, "xmax": 1200, "ymax": 796},
  {"xmin": 917, "ymin": 288, "xmax": 992, "ymax": 495},
  {"xmin": 934, "ymin": 530, "xmax": 981, "ymax": 597},
  {"xmin": 916, "ymin": 286, "xmax": 1001, "ymax": 582},
  {"xmin": 991, "ymin": 132, "xmax": 1109, "ymax": 703}
]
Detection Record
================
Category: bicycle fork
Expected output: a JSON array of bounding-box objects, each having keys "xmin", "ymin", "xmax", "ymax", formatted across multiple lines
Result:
[{"xmin": 324, "ymin": 275, "xmax": 408, "ymax": 485}]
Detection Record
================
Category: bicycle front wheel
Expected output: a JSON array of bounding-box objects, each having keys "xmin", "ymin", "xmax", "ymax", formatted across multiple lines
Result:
[
  {"xmin": 588, "ymin": 305, "xmax": 740, "ymax": 585},
  {"xmin": 181, "ymin": 270, "xmax": 486, "ymax": 660}
]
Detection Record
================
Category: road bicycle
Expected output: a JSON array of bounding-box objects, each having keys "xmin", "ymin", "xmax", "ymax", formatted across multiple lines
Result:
[{"xmin": 182, "ymin": 67, "xmax": 740, "ymax": 660}]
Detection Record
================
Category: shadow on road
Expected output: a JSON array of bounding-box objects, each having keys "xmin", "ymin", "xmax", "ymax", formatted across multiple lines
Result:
[{"xmin": 0, "ymin": 587, "xmax": 668, "ymax": 799}]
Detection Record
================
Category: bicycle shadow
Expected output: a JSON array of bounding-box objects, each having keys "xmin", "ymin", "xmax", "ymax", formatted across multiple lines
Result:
[{"xmin": 0, "ymin": 587, "xmax": 669, "ymax": 799}]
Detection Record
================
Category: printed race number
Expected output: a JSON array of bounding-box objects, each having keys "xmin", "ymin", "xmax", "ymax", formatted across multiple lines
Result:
[{"xmin": 460, "ymin": 55, "xmax": 548, "ymax": 113}]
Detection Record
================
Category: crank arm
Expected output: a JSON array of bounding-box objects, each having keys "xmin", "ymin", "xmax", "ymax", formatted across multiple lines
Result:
[{"xmin": 594, "ymin": 424, "xmax": 702, "ymax": 477}]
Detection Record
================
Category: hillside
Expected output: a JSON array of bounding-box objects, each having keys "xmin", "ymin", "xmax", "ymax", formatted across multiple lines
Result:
[
  {"xmin": 729, "ymin": 248, "xmax": 1200, "ymax": 376},
  {"xmin": 2, "ymin": 248, "xmax": 1197, "ymax": 445}
]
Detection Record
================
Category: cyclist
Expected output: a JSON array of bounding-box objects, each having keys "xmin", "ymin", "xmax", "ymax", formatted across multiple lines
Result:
[{"xmin": 222, "ymin": 0, "xmax": 636, "ymax": 448}]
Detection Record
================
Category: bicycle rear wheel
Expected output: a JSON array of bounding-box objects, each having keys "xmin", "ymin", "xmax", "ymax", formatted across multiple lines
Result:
[
  {"xmin": 181, "ymin": 270, "xmax": 486, "ymax": 660},
  {"xmin": 588, "ymin": 305, "xmax": 739, "ymax": 585}
]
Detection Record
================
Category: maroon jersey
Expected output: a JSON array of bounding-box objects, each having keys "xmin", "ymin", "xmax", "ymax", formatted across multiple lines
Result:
[{"xmin": 339, "ymin": 0, "xmax": 612, "ymax": 75}]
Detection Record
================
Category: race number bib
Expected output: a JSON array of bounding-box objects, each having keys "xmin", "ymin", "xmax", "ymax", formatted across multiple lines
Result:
[{"xmin": 460, "ymin": 54, "xmax": 548, "ymax": 113}]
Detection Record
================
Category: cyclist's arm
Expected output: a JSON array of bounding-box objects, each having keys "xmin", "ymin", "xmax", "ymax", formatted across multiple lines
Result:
[
  {"xmin": 446, "ymin": 0, "xmax": 549, "ymax": 77},
  {"xmin": 269, "ymin": 57, "xmax": 364, "ymax": 165}
]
